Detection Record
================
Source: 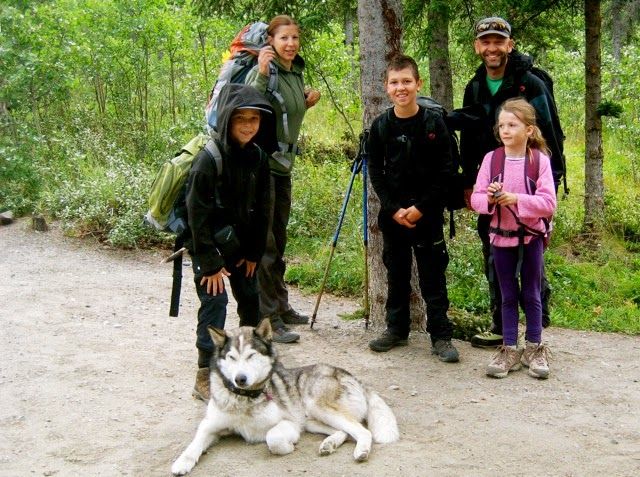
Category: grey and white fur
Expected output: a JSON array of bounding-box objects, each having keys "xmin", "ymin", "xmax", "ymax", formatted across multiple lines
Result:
[{"xmin": 172, "ymin": 320, "xmax": 399, "ymax": 475}]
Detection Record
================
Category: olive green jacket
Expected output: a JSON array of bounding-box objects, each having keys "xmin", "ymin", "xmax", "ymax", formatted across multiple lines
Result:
[{"xmin": 246, "ymin": 55, "xmax": 307, "ymax": 176}]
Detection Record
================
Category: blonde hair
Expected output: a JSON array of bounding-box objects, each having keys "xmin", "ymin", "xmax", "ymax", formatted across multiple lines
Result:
[{"xmin": 495, "ymin": 97, "xmax": 550, "ymax": 157}]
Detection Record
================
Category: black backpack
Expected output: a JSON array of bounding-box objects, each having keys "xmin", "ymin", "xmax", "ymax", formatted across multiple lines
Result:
[{"xmin": 378, "ymin": 96, "xmax": 466, "ymax": 238}]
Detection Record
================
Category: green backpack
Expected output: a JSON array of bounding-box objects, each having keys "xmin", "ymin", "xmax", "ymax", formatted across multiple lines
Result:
[
  {"xmin": 144, "ymin": 132, "xmax": 224, "ymax": 317},
  {"xmin": 144, "ymin": 133, "xmax": 222, "ymax": 235}
]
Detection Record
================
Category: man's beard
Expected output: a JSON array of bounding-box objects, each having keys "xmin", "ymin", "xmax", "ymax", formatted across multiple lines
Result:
[{"xmin": 483, "ymin": 52, "xmax": 508, "ymax": 70}]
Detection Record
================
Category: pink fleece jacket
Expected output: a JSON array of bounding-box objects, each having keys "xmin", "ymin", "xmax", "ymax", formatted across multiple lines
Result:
[{"xmin": 470, "ymin": 149, "xmax": 557, "ymax": 248}]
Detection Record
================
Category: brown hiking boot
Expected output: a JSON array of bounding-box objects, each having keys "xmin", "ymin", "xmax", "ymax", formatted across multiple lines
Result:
[
  {"xmin": 486, "ymin": 345, "xmax": 522, "ymax": 378},
  {"xmin": 192, "ymin": 367, "xmax": 210, "ymax": 402},
  {"xmin": 521, "ymin": 342, "xmax": 551, "ymax": 379}
]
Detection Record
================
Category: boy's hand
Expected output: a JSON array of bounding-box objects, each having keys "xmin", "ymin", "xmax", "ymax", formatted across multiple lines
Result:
[
  {"xmin": 404, "ymin": 205, "xmax": 423, "ymax": 225},
  {"xmin": 393, "ymin": 208, "xmax": 416, "ymax": 228},
  {"xmin": 305, "ymin": 88, "xmax": 321, "ymax": 109},
  {"xmin": 235, "ymin": 259, "xmax": 257, "ymax": 277},
  {"xmin": 200, "ymin": 268, "xmax": 231, "ymax": 295}
]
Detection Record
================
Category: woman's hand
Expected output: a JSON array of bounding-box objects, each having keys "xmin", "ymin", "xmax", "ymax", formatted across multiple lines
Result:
[
  {"xmin": 257, "ymin": 46, "xmax": 277, "ymax": 76},
  {"xmin": 305, "ymin": 88, "xmax": 321, "ymax": 109}
]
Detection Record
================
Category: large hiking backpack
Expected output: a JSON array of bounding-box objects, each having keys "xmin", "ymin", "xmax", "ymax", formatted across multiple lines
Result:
[
  {"xmin": 144, "ymin": 134, "xmax": 224, "ymax": 317},
  {"xmin": 204, "ymin": 22, "xmax": 290, "ymax": 142},
  {"xmin": 378, "ymin": 96, "xmax": 465, "ymax": 237},
  {"xmin": 488, "ymin": 146, "xmax": 553, "ymax": 275}
]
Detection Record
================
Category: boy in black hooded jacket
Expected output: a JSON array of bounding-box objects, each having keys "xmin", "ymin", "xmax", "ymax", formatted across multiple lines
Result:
[{"xmin": 186, "ymin": 83, "xmax": 276, "ymax": 401}]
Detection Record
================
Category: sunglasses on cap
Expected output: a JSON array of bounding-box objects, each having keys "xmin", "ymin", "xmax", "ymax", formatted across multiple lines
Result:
[{"xmin": 475, "ymin": 18, "xmax": 511, "ymax": 38}]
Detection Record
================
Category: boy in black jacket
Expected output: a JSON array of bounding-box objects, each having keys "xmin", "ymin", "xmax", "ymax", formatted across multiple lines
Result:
[
  {"xmin": 367, "ymin": 55, "xmax": 459, "ymax": 363},
  {"xmin": 186, "ymin": 83, "xmax": 276, "ymax": 401}
]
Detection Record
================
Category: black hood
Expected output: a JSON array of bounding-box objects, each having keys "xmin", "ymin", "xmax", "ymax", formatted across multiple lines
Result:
[{"xmin": 215, "ymin": 83, "xmax": 278, "ymax": 155}]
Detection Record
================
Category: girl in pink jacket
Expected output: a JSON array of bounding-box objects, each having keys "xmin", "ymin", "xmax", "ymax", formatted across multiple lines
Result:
[{"xmin": 471, "ymin": 98, "xmax": 557, "ymax": 379}]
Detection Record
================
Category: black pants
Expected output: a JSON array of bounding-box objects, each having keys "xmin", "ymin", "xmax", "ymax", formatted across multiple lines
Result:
[
  {"xmin": 477, "ymin": 214, "xmax": 551, "ymax": 333},
  {"xmin": 380, "ymin": 213, "xmax": 454, "ymax": 342},
  {"xmin": 257, "ymin": 174, "xmax": 292, "ymax": 318},
  {"xmin": 194, "ymin": 261, "xmax": 261, "ymax": 353}
]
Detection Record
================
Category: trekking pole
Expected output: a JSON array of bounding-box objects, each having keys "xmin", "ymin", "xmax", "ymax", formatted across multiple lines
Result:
[
  {"xmin": 360, "ymin": 131, "xmax": 370, "ymax": 329},
  {"xmin": 310, "ymin": 139, "xmax": 364, "ymax": 329}
]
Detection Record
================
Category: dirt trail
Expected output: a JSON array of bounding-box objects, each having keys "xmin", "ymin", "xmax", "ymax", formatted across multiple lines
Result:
[{"xmin": 1, "ymin": 220, "xmax": 639, "ymax": 477}]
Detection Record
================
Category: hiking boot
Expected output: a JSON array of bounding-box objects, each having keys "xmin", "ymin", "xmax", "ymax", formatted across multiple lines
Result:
[
  {"xmin": 192, "ymin": 367, "xmax": 210, "ymax": 402},
  {"xmin": 369, "ymin": 330, "xmax": 408, "ymax": 352},
  {"xmin": 521, "ymin": 342, "xmax": 551, "ymax": 379},
  {"xmin": 486, "ymin": 346, "xmax": 522, "ymax": 378},
  {"xmin": 280, "ymin": 308, "xmax": 310, "ymax": 325},
  {"xmin": 431, "ymin": 340, "xmax": 460, "ymax": 363},
  {"xmin": 272, "ymin": 325, "xmax": 300, "ymax": 343},
  {"xmin": 471, "ymin": 330, "xmax": 503, "ymax": 348}
]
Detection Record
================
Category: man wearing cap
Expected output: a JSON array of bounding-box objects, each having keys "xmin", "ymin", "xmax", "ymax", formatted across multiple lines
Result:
[
  {"xmin": 185, "ymin": 83, "xmax": 276, "ymax": 401},
  {"xmin": 459, "ymin": 17, "xmax": 565, "ymax": 347}
]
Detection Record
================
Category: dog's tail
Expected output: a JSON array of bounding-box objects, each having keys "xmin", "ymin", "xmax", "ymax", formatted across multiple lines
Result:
[{"xmin": 366, "ymin": 390, "xmax": 399, "ymax": 443}]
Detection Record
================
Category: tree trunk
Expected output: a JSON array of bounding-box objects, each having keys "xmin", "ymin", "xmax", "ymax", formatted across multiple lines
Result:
[
  {"xmin": 359, "ymin": 0, "xmax": 428, "ymax": 329},
  {"xmin": 584, "ymin": 0, "xmax": 605, "ymax": 232},
  {"xmin": 427, "ymin": 0, "xmax": 453, "ymax": 110}
]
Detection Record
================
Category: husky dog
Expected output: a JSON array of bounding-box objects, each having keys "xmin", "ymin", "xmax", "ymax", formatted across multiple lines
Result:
[{"xmin": 171, "ymin": 320, "xmax": 399, "ymax": 475}]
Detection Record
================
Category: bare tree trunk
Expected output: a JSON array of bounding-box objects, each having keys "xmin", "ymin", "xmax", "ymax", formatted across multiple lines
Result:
[
  {"xmin": 427, "ymin": 0, "xmax": 453, "ymax": 110},
  {"xmin": 584, "ymin": 0, "xmax": 605, "ymax": 232},
  {"xmin": 358, "ymin": 0, "xmax": 402, "ymax": 328}
]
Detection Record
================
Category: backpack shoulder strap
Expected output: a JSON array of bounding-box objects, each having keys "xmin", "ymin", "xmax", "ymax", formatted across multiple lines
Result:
[
  {"xmin": 524, "ymin": 148, "xmax": 541, "ymax": 195},
  {"xmin": 490, "ymin": 146, "xmax": 506, "ymax": 183},
  {"xmin": 265, "ymin": 63, "xmax": 291, "ymax": 144},
  {"xmin": 203, "ymin": 139, "xmax": 223, "ymax": 176}
]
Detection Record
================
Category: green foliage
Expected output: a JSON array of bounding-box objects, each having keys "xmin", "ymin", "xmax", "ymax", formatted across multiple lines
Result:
[{"xmin": 2, "ymin": 1, "xmax": 639, "ymax": 336}]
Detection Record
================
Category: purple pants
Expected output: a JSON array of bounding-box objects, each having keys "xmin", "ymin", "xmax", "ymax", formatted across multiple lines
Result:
[{"xmin": 491, "ymin": 237, "xmax": 544, "ymax": 346}]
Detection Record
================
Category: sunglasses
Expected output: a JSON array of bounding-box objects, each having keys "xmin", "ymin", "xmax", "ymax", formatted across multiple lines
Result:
[{"xmin": 476, "ymin": 20, "xmax": 510, "ymax": 34}]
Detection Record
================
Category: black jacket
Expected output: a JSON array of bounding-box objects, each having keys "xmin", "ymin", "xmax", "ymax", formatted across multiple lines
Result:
[
  {"xmin": 186, "ymin": 84, "xmax": 274, "ymax": 278},
  {"xmin": 459, "ymin": 51, "xmax": 564, "ymax": 188},
  {"xmin": 368, "ymin": 105, "xmax": 453, "ymax": 220}
]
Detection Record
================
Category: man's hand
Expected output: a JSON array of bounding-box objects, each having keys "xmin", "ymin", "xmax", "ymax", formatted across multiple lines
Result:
[
  {"xmin": 464, "ymin": 188, "xmax": 473, "ymax": 210},
  {"xmin": 305, "ymin": 88, "xmax": 321, "ymax": 109},
  {"xmin": 404, "ymin": 205, "xmax": 423, "ymax": 225}
]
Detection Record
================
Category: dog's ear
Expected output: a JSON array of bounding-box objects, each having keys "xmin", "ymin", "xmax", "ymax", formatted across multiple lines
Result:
[
  {"xmin": 208, "ymin": 326, "xmax": 227, "ymax": 348},
  {"xmin": 254, "ymin": 319, "xmax": 272, "ymax": 342}
]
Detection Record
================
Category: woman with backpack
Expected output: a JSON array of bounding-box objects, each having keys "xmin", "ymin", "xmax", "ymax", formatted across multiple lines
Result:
[
  {"xmin": 471, "ymin": 98, "xmax": 557, "ymax": 379},
  {"xmin": 245, "ymin": 15, "xmax": 320, "ymax": 343}
]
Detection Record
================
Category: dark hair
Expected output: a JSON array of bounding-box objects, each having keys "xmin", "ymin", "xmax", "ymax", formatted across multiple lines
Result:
[
  {"xmin": 267, "ymin": 15, "xmax": 299, "ymax": 37},
  {"xmin": 385, "ymin": 54, "xmax": 420, "ymax": 82}
]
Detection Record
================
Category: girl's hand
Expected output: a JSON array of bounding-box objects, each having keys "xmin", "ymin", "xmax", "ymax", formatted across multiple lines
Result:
[
  {"xmin": 495, "ymin": 191, "xmax": 518, "ymax": 206},
  {"xmin": 200, "ymin": 268, "xmax": 231, "ymax": 296},
  {"xmin": 487, "ymin": 182, "xmax": 502, "ymax": 204},
  {"xmin": 305, "ymin": 88, "xmax": 321, "ymax": 108},
  {"xmin": 257, "ymin": 46, "xmax": 277, "ymax": 76}
]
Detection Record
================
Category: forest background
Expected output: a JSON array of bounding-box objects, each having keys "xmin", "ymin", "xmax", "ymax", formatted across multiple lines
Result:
[{"xmin": 1, "ymin": 0, "xmax": 639, "ymax": 336}]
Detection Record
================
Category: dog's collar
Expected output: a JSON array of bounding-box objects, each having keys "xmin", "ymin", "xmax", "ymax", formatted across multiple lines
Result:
[{"xmin": 219, "ymin": 373, "xmax": 272, "ymax": 399}]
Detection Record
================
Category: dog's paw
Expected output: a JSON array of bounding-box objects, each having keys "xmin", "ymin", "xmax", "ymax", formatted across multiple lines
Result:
[
  {"xmin": 171, "ymin": 454, "xmax": 197, "ymax": 475},
  {"xmin": 319, "ymin": 437, "xmax": 338, "ymax": 456},
  {"xmin": 268, "ymin": 440, "xmax": 295, "ymax": 455},
  {"xmin": 353, "ymin": 443, "xmax": 370, "ymax": 462}
]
